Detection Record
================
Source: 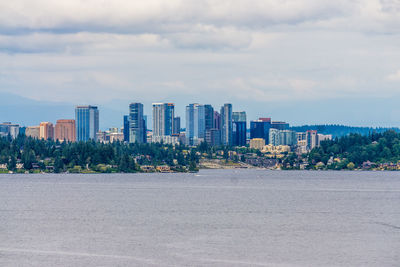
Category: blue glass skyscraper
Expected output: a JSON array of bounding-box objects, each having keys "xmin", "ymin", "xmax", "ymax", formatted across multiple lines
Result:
[
  {"xmin": 186, "ymin": 103, "xmax": 205, "ymax": 145},
  {"xmin": 75, "ymin": 105, "xmax": 99, "ymax": 141},
  {"xmin": 232, "ymin": 111, "xmax": 246, "ymax": 146},
  {"xmin": 220, "ymin": 103, "xmax": 232, "ymax": 146},
  {"xmin": 129, "ymin": 103, "xmax": 145, "ymax": 143},
  {"xmin": 123, "ymin": 115, "xmax": 129, "ymax": 142},
  {"xmin": 152, "ymin": 103, "xmax": 174, "ymax": 137},
  {"xmin": 250, "ymin": 119, "xmax": 271, "ymax": 143}
]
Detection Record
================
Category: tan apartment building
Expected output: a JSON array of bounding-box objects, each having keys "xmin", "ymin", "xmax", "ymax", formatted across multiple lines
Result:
[
  {"xmin": 55, "ymin": 119, "xmax": 76, "ymax": 142},
  {"xmin": 39, "ymin": 122, "xmax": 54, "ymax": 140}
]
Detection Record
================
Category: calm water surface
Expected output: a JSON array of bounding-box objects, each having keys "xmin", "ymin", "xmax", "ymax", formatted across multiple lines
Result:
[{"xmin": 0, "ymin": 170, "xmax": 399, "ymax": 266}]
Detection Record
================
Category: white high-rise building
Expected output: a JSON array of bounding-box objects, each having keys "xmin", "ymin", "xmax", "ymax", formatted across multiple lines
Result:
[
  {"xmin": 220, "ymin": 103, "xmax": 232, "ymax": 146},
  {"xmin": 152, "ymin": 103, "xmax": 174, "ymax": 142},
  {"xmin": 186, "ymin": 103, "xmax": 206, "ymax": 145}
]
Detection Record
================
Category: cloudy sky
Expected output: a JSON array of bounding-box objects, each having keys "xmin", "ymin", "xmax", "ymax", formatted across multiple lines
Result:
[{"xmin": 1, "ymin": 0, "xmax": 400, "ymax": 128}]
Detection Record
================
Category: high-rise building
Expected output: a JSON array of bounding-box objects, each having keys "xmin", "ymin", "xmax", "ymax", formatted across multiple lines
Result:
[
  {"xmin": 75, "ymin": 105, "xmax": 99, "ymax": 141},
  {"xmin": 271, "ymin": 121, "xmax": 289, "ymax": 130},
  {"xmin": 204, "ymin": 105, "xmax": 214, "ymax": 130},
  {"xmin": 250, "ymin": 138, "xmax": 266, "ymax": 150},
  {"xmin": 232, "ymin": 111, "xmax": 246, "ymax": 146},
  {"xmin": 214, "ymin": 111, "xmax": 221, "ymax": 130},
  {"xmin": 143, "ymin": 115, "xmax": 147, "ymax": 143},
  {"xmin": 186, "ymin": 104, "xmax": 194, "ymax": 145},
  {"xmin": 206, "ymin": 128, "xmax": 221, "ymax": 147},
  {"xmin": 307, "ymin": 130, "xmax": 318, "ymax": 150},
  {"xmin": 25, "ymin": 126, "xmax": 40, "ymax": 139},
  {"xmin": 317, "ymin": 133, "xmax": 332, "ymax": 146},
  {"xmin": 173, "ymin": 117, "xmax": 181, "ymax": 135},
  {"xmin": 269, "ymin": 128, "xmax": 280, "ymax": 146},
  {"xmin": 186, "ymin": 104, "xmax": 206, "ymax": 145},
  {"xmin": 129, "ymin": 103, "xmax": 145, "ymax": 143},
  {"xmin": 0, "ymin": 122, "xmax": 20, "ymax": 139},
  {"xmin": 297, "ymin": 132, "xmax": 307, "ymax": 142},
  {"xmin": 279, "ymin": 130, "xmax": 297, "ymax": 146},
  {"xmin": 39, "ymin": 122, "xmax": 54, "ymax": 140},
  {"xmin": 232, "ymin": 111, "xmax": 246, "ymax": 123},
  {"xmin": 220, "ymin": 103, "xmax": 232, "ymax": 146},
  {"xmin": 233, "ymin": 121, "xmax": 246, "ymax": 146},
  {"xmin": 123, "ymin": 115, "xmax": 129, "ymax": 142},
  {"xmin": 152, "ymin": 103, "xmax": 174, "ymax": 141},
  {"xmin": 55, "ymin": 119, "xmax": 76, "ymax": 142},
  {"xmin": 250, "ymin": 119, "xmax": 271, "ymax": 143}
]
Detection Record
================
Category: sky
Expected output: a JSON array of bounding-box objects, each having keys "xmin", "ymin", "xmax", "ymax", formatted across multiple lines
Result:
[{"xmin": 1, "ymin": 0, "xmax": 400, "ymax": 128}]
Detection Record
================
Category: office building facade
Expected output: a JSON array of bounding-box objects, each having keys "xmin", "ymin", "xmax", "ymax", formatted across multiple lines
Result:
[
  {"xmin": 206, "ymin": 128, "xmax": 221, "ymax": 147},
  {"xmin": 129, "ymin": 103, "xmax": 145, "ymax": 143},
  {"xmin": 232, "ymin": 111, "xmax": 246, "ymax": 146},
  {"xmin": 214, "ymin": 111, "xmax": 221, "ymax": 130},
  {"xmin": 204, "ymin": 105, "xmax": 214, "ymax": 130},
  {"xmin": 25, "ymin": 126, "xmax": 40, "ymax": 139},
  {"xmin": 55, "ymin": 119, "xmax": 76, "ymax": 142},
  {"xmin": 123, "ymin": 115, "xmax": 129, "ymax": 142},
  {"xmin": 307, "ymin": 130, "xmax": 318, "ymax": 150},
  {"xmin": 233, "ymin": 121, "xmax": 246, "ymax": 146},
  {"xmin": 173, "ymin": 117, "xmax": 181, "ymax": 135},
  {"xmin": 75, "ymin": 105, "xmax": 99, "ymax": 141},
  {"xmin": 250, "ymin": 119, "xmax": 271, "ymax": 144},
  {"xmin": 220, "ymin": 103, "xmax": 232, "ymax": 146},
  {"xmin": 271, "ymin": 121, "xmax": 289, "ymax": 130},
  {"xmin": 152, "ymin": 103, "xmax": 174, "ymax": 142},
  {"xmin": 0, "ymin": 122, "xmax": 20, "ymax": 139},
  {"xmin": 186, "ymin": 104, "xmax": 206, "ymax": 145},
  {"xmin": 232, "ymin": 111, "xmax": 246, "ymax": 123},
  {"xmin": 39, "ymin": 122, "xmax": 54, "ymax": 140}
]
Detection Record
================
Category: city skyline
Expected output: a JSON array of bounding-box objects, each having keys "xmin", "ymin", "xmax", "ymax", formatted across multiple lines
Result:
[{"xmin": 1, "ymin": 1, "xmax": 400, "ymax": 127}]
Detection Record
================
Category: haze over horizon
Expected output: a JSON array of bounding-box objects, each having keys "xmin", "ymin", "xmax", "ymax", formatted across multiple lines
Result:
[{"xmin": 1, "ymin": 1, "xmax": 400, "ymax": 128}]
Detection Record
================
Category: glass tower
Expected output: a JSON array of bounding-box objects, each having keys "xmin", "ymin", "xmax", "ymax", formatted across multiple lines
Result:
[
  {"xmin": 75, "ymin": 105, "xmax": 99, "ymax": 141},
  {"xmin": 186, "ymin": 104, "xmax": 205, "ymax": 145},
  {"xmin": 220, "ymin": 103, "xmax": 232, "ymax": 146},
  {"xmin": 129, "ymin": 103, "xmax": 145, "ymax": 143},
  {"xmin": 152, "ymin": 103, "xmax": 175, "ymax": 137},
  {"xmin": 232, "ymin": 111, "xmax": 246, "ymax": 146}
]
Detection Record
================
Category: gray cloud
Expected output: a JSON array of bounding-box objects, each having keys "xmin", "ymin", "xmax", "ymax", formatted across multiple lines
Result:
[{"xmin": 1, "ymin": 1, "xmax": 400, "ymax": 126}]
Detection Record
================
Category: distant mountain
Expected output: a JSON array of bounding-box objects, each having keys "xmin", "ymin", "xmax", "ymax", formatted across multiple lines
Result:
[
  {"xmin": 290, "ymin": 124, "xmax": 400, "ymax": 138},
  {"xmin": 0, "ymin": 92, "xmax": 124, "ymax": 129}
]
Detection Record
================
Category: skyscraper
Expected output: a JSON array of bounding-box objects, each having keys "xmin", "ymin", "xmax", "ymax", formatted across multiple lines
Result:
[
  {"xmin": 232, "ymin": 111, "xmax": 246, "ymax": 146},
  {"xmin": 214, "ymin": 111, "xmax": 221, "ymax": 130},
  {"xmin": 307, "ymin": 130, "xmax": 318, "ymax": 150},
  {"xmin": 75, "ymin": 105, "xmax": 99, "ymax": 141},
  {"xmin": 39, "ymin": 122, "xmax": 54, "ymax": 140},
  {"xmin": 173, "ymin": 117, "xmax": 181, "ymax": 135},
  {"xmin": 0, "ymin": 122, "xmax": 20, "ymax": 139},
  {"xmin": 232, "ymin": 111, "xmax": 246, "ymax": 123},
  {"xmin": 123, "ymin": 115, "xmax": 129, "ymax": 142},
  {"xmin": 271, "ymin": 121, "xmax": 289, "ymax": 130},
  {"xmin": 55, "ymin": 119, "xmax": 76, "ymax": 142},
  {"xmin": 250, "ymin": 118, "xmax": 271, "ymax": 143},
  {"xmin": 152, "ymin": 103, "xmax": 174, "ymax": 137},
  {"xmin": 220, "ymin": 103, "xmax": 232, "ymax": 146},
  {"xmin": 25, "ymin": 126, "xmax": 40, "ymax": 139},
  {"xmin": 269, "ymin": 128, "xmax": 280, "ymax": 146},
  {"xmin": 186, "ymin": 104, "xmax": 206, "ymax": 145},
  {"xmin": 129, "ymin": 103, "xmax": 145, "ymax": 143},
  {"xmin": 204, "ymin": 105, "xmax": 214, "ymax": 130}
]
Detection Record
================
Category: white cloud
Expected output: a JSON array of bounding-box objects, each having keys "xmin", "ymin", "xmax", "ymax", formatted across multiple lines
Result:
[
  {"xmin": 386, "ymin": 70, "xmax": 400, "ymax": 81},
  {"xmin": 1, "ymin": 1, "xmax": 400, "ymax": 126}
]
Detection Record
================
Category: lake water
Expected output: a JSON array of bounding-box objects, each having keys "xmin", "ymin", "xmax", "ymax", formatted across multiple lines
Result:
[{"xmin": 0, "ymin": 170, "xmax": 399, "ymax": 266}]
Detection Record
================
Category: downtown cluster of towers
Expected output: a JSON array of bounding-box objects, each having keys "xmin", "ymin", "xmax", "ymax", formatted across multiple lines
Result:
[
  {"xmin": 123, "ymin": 102, "xmax": 295, "ymax": 148},
  {"xmin": 0, "ymin": 102, "xmax": 329, "ymax": 152}
]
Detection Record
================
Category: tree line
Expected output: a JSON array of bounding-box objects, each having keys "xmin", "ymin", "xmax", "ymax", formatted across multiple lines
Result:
[
  {"xmin": 304, "ymin": 130, "xmax": 400, "ymax": 169},
  {"xmin": 0, "ymin": 135, "xmax": 200, "ymax": 173}
]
